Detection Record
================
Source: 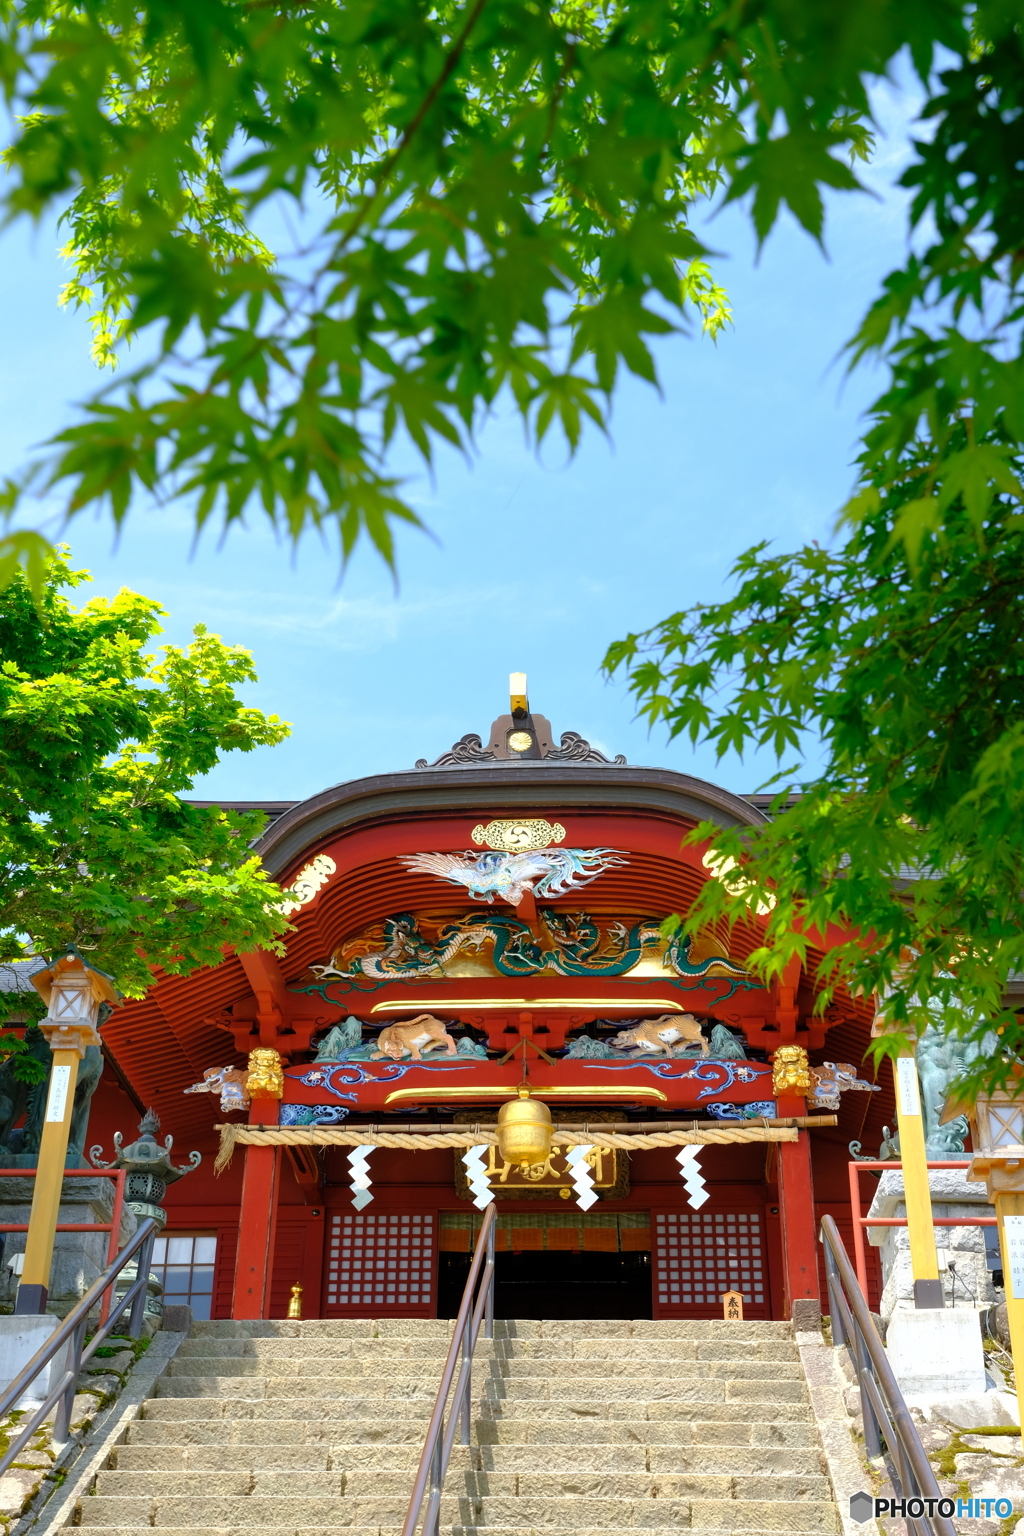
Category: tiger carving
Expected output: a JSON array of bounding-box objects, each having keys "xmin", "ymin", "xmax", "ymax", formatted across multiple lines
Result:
[
  {"xmin": 371, "ymin": 1015, "xmax": 458, "ymax": 1061},
  {"xmin": 611, "ymin": 1014, "xmax": 708, "ymax": 1057}
]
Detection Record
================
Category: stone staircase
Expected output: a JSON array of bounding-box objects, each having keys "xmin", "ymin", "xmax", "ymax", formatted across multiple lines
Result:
[{"xmin": 75, "ymin": 1317, "xmax": 841, "ymax": 1534}]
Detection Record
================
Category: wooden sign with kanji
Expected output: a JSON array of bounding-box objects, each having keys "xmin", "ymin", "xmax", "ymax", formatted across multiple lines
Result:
[{"xmin": 722, "ymin": 1289, "xmax": 744, "ymax": 1321}]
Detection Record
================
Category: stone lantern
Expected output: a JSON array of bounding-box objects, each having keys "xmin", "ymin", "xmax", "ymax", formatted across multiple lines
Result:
[
  {"xmin": 90, "ymin": 1108, "xmax": 201, "ymax": 1230},
  {"xmin": 89, "ymin": 1109, "xmax": 201, "ymax": 1326}
]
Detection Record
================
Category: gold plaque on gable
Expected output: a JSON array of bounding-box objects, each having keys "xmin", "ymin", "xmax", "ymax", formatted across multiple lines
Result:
[{"xmin": 471, "ymin": 819, "xmax": 566, "ymax": 852}]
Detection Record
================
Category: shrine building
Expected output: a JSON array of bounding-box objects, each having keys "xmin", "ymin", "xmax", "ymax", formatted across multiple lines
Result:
[{"xmin": 83, "ymin": 681, "xmax": 891, "ymax": 1323}]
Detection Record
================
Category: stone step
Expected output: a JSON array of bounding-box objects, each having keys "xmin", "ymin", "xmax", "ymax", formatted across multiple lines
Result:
[
  {"xmin": 78, "ymin": 1495, "xmax": 839, "ymax": 1530},
  {"xmin": 481, "ymin": 1379, "xmax": 810, "ymax": 1401},
  {"xmin": 65, "ymin": 1528, "xmax": 834, "ymax": 1536},
  {"xmin": 187, "ymin": 1319, "xmax": 792, "ymax": 1342},
  {"xmin": 154, "ymin": 1382, "xmax": 445, "ymax": 1405},
  {"xmin": 128, "ymin": 1413, "xmax": 818, "ymax": 1447},
  {"xmin": 113, "ymin": 1441, "xmax": 824, "ymax": 1476},
  {"xmin": 127, "ymin": 1419, "xmax": 421, "ymax": 1444},
  {"xmin": 163, "ymin": 1356, "xmax": 805, "ymax": 1382},
  {"xmin": 139, "ymin": 1397, "xmax": 431, "ymax": 1422},
  {"xmin": 93, "ymin": 1468, "xmax": 832, "ymax": 1502},
  {"xmin": 78, "ymin": 1314, "xmax": 834, "ymax": 1534},
  {"xmin": 154, "ymin": 1376, "xmax": 808, "ymax": 1406},
  {"xmin": 137, "ymin": 1396, "xmax": 815, "ymax": 1425},
  {"xmin": 188, "ymin": 1320, "xmax": 456, "ymax": 1339},
  {"xmin": 175, "ymin": 1337, "xmax": 799, "ymax": 1362},
  {"xmin": 490, "ymin": 1446, "xmax": 822, "ymax": 1476},
  {"xmin": 171, "ymin": 1351, "xmax": 805, "ymax": 1375}
]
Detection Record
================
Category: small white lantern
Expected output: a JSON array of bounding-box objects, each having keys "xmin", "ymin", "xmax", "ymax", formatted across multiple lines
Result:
[
  {"xmin": 974, "ymin": 1092, "xmax": 1024, "ymax": 1158},
  {"xmin": 31, "ymin": 950, "xmax": 119, "ymax": 1054}
]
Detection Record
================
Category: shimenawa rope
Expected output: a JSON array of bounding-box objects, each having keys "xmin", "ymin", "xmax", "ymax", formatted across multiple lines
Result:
[{"xmin": 213, "ymin": 1121, "xmax": 797, "ymax": 1174}]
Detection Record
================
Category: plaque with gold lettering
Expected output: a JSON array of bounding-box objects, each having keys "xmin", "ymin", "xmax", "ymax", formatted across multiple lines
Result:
[{"xmin": 455, "ymin": 1143, "xmax": 628, "ymax": 1202}]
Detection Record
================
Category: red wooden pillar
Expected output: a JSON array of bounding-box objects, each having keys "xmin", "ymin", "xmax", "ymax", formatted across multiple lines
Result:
[
  {"xmin": 232, "ymin": 1096, "xmax": 281, "ymax": 1319},
  {"xmin": 776, "ymin": 1111, "xmax": 821, "ymax": 1321}
]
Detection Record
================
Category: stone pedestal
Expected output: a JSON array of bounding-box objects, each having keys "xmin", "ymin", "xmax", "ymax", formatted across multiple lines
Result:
[
  {"xmin": 866, "ymin": 1169, "xmax": 1000, "ymax": 1320},
  {"xmin": 0, "ymin": 1176, "xmax": 136, "ymax": 1317},
  {"xmin": 0, "ymin": 1314, "xmax": 73, "ymax": 1407},
  {"xmin": 886, "ymin": 1307, "xmax": 987, "ymax": 1397}
]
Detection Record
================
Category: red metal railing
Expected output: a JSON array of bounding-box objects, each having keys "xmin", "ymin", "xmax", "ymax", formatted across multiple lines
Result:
[
  {"xmin": 848, "ymin": 1158, "xmax": 996, "ymax": 1303},
  {"xmin": 0, "ymin": 1168, "xmax": 128, "ymax": 1324}
]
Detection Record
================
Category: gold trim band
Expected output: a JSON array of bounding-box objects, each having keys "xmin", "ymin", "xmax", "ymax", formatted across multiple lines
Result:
[
  {"xmin": 369, "ymin": 997, "xmax": 686, "ymax": 1014},
  {"xmin": 383, "ymin": 1084, "xmax": 668, "ymax": 1105}
]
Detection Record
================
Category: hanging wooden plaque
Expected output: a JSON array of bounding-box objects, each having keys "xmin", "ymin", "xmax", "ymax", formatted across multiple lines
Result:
[{"xmin": 722, "ymin": 1288, "xmax": 744, "ymax": 1320}]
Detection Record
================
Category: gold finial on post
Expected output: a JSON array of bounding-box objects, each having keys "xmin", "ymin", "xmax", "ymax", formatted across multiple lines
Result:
[
  {"xmin": 509, "ymin": 672, "xmax": 528, "ymax": 715},
  {"xmin": 287, "ymin": 1282, "xmax": 303, "ymax": 1319}
]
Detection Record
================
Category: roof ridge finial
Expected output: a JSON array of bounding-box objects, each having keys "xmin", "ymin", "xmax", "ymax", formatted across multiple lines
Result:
[
  {"xmin": 505, "ymin": 673, "xmax": 542, "ymax": 760},
  {"xmin": 414, "ymin": 675, "xmax": 627, "ymax": 768}
]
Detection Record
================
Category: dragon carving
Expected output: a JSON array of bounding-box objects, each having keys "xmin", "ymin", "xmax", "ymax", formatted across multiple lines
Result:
[{"xmin": 308, "ymin": 909, "xmax": 752, "ymax": 985}]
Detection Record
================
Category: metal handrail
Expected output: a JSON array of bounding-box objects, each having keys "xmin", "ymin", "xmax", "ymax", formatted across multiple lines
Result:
[
  {"xmin": 0, "ymin": 1216, "xmax": 157, "ymax": 1477},
  {"xmin": 820, "ymin": 1215, "xmax": 956, "ymax": 1536},
  {"xmin": 401, "ymin": 1204, "xmax": 497, "ymax": 1536}
]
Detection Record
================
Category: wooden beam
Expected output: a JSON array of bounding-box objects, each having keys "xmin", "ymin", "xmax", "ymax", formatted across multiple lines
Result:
[
  {"xmin": 776, "ymin": 1128, "xmax": 821, "ymax": 1317},
  {"xmin": 232, "ymin": 1095, "xmax": 282, "ymax": 1318},
  {"xmin": 221, "ymin": 950, "xmax": 323, "ymax": 1059},
  {"xmin": 772, "ymin": 955, "xmax": 802, "ymax": 1042}
]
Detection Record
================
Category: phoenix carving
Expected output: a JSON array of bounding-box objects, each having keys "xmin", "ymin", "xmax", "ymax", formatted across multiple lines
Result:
[{"xmin": 398, "ymin": 846, "xmax": 626, "ymax": 907}]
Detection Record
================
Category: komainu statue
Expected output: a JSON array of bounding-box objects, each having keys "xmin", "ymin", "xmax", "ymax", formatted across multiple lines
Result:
[
  {"xmin": 184, "ymin": 1049, "xmax": 285, "ymax": 1113},
  {"xmin": 916, "ymin": 1022, "xmax": 993, "ymax": 1157},
  {"xmin": 772, "ymin": 1045, "xmax": 812, "ymax": 1097},
  {"xmin": 246, "ymin": 1048, "xmax": 285, "ymax": 1098},
  {"xmin": 21, "ymin": 1041, "xmax": 104, "ymax": 1166}
]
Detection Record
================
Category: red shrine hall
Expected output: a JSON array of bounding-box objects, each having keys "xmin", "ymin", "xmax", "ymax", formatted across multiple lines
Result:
[{"xmin": 82, "ymin": 684, "xmax": 891, "ymax": 1323}]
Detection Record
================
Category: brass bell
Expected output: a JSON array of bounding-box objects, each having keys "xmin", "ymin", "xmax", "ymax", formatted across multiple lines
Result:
[
  {"xmin": 497, "ymin": 1087, "xmax": 553, "ymax": 1168},
  {"xmin": 287, "ymin": 1282, "xmax": 303, "ymax": 1319}
]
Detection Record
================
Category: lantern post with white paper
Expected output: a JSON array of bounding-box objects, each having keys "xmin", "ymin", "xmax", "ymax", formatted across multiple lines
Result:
[
  {"xmin": 962, "ymin": 1086, "xmax": 1024, "ymax": 1408},
  {"xmin": 17, "ymin": 953, "xmax": 118, "ymax": 1314},
  {"xmin": 890, "ymin": 1050, "xmax": 943, "ymax": 1308}
]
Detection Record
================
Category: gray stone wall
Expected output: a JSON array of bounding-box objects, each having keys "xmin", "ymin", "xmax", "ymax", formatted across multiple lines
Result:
[
  {"xmin": 0, "ymin": 1176, "xmax": 137, "ymax": 1317},
  {"xmin": 866, "ymin": 1169, "xmax": 1000, "ymax": 1320}
]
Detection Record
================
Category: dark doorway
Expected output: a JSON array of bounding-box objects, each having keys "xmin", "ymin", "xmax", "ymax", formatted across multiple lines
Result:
[{"xmin": 437, "ymin": 1249, "xmax": 652, "ymax": 1320}]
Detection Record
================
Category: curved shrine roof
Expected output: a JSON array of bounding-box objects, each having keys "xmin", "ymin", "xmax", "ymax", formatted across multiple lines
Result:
[{"xmin": 103, "ymin": 692, "xmax": 878, "ymax": 1139}]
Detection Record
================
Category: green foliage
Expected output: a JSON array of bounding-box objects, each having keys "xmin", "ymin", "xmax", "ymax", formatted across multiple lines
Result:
[
  {"xmin": 606, "ymin": 421, "xmax": 1024, "ymax": 1085},
  {"xmin": 594, "ymin": 0, "xmax": 1024, "ymax": 1091},
  {"xmin": 0, "ymin": 981, "xmax": 46, "ymax": 1085},
  {"xmin": 2, "ymin": 0, "xmax": 969, "ymax": 569},
  {"xmin": 0, "ymin": 2, "xmax": 1015, "ymax": 572},
  {"xmin": 0, "ymin": 554, "xmax": 291, "ymax": 996},
  {"xmin": 0, "ymin": 1, "xmax": 1014, "ymax": 574}
]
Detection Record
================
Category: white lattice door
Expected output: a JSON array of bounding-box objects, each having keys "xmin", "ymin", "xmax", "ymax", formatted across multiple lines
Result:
[
  {"xmin": 323, "ymin": 1211, "xmax": 437, "ymax": 1316},
  {"xmin": 651, "ymin": 1208, "xmax": 769, "ymax": 1318}
]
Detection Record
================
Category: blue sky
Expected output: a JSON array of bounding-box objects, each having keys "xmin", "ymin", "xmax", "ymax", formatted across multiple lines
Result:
[{"xmin": 0, "ymin": 78, "xmax": 919, "ymax": 805}]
